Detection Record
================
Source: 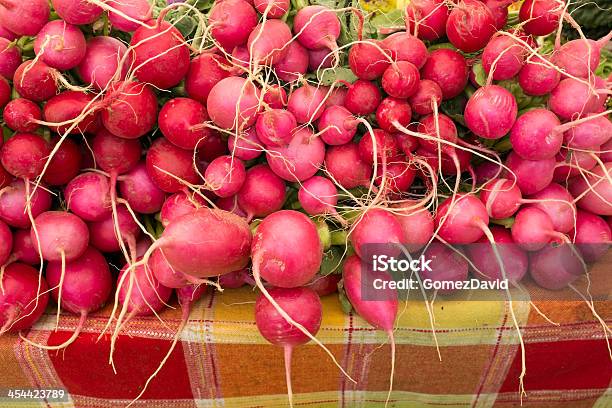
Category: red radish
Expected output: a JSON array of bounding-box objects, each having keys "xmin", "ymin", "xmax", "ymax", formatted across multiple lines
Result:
[
  {"xmin": 266, "ymin": 128, "xmax": 326, "ymax": 182},
  {"xmin": 572, "ymin": 210, "xmax": 611, "ymax": 262},
  {"xmin": 0, "ymin": 163, "xmax": 11, "ymax": 189},
  {"xmin": 274, "ymin": 41, "xmax": 309, "ymax": 82},
  {"xmin": 519, "ymin": 0, "xmax": 561, "ymax": 36},
  {"xmin": 553, "ymin": 148, "xmax": 598, "ymax": 181},
  {"xmin": 350, "ymin": 208, "xmax": 404, "ymax": 257},
  {"xmin": 148, "ymin": 208, "xmax": 252, "ymax": 278},
  {"xmin": 504, "ymin": 152, "xmax": 555, "ymax": 195},
  {"xmin": 552, "ymin": 33, "xmax": 612, "ymax": 79},
  {"xmin": 185, "ymin": 54, "xmax": 230, "ymax": 104},
  {"xmin": 34, "ymin": 21, "xmax": 86, "ymax": 70},
  {"xmin": 0, "ymin": 23, "xmax": 17, "ymax": 40},
  {"xmin": 148, "ymin": 248, "xmax": 190, "ymax": 289},
  {"xmin": 117, "ymin": 262, "xmax": 172, "ymax": 316},
  {"xmin": 393, "ymin": 201, "xmax": 434, "ymax": 252},
  {"xmin": 42, "ymin": 137, "xmax": 82, "ymax": 186},
  {"xmin": 158, "ymin": 98, "xmax": 210, "ymax": 150},
  {"xmin": 307, "ymin": 273, "xmax": 340, "ymax": 296},
  {"xmin": 293, "ymin": 5, "xmax": 340, "ymax": 51},
  {"xmin": 349, "ymin": 40, "xmax": 391, "ymax": 80},
  {"xmin": 377, "ymin": 159, "xmax": 416, "ymax": 195},
  {"xmin": 209, "ymin": 0, "xmax": 258, "ymax": 51},
  {"xmin": 486, "ymin": 0, "xmax": 509, "ymax": 29},
  {"xmin": 0, "ymin": 180, "xmax": 52, "ymax": 228},
  {"xmin": 160, "ymin": 192, "xmax": 206, "ymax": 227},
  {"xmin": 376, "ymin": 98, "xmax": 412, "ymax": 133},
  {"xmin": 107, "ymin": 0, "xmax": 152, "ymax": 32},
  {"xmin": 317, "ymin": 105, "xmax": 358, "ymax": 145},
  {"xmin": 568, "ymin": 163, "xmax": 612, "ymax": 216},
  {"xmin": 228, "ymin": 128, "xmax": 263, "ymax": 160},
  {"xmin": 43, "ymin": 91, "xmax": 99, "ymax": 135},
  {"xmin": 467, "ymin": 226, "xmax": 528, "ymax": 283},
  {"xmin": 197, "ymin": 131, "xmax": 228, "ymax": 163},
  {"xmin": 308, "ymin": 48, "xmax": 334, "ymax": 71},
  {"xmin": 435, "ymin": 194, "xmax": 489, "ymax": 244},
  {"xmin": 298, "ymin": 176, "xmax": 339, "ymax": 216},
  {"xmin": 358, "ymin": 129, "xmax": 400, "ymax": 165},
  {"xmin": 0, "ymin": 134, "xmax": 50, "ymax": 180},
  {"xmin": 3, "ymin": 99, "xmax": 42, "ymax": 133},
  {"xmin": 511, "ymin": 206, "xmax": 566, "ymax": 251},
  {"xmin": 13, "ymin": 61, "xmax": 58, "ymax": 102},
  {"xmin": 420, "ymin": 49, "xmax": 468, "ymax": 99},
  {"xmin": 421, "ymin": 242, "xmax": 469, "ymax": 294},
  {"xmin": 237, "ymin": 164, "xmax": 286, "ymax": 220},
  {"xmin": 0, "ymin": 219, "xmax": 10, "ymax": 266},
  {"xmin": 405, "ymin": 0, "xmax": 449, "ymax": 41},
  {"xmin": 474, "ymin": 161, "xmax": 502, "ymax": 184},
  {"xmin": 480, "ymin": 178, "xmax": 522, "ymax": 219},
  {"xmin": 204, "ymin": 155, "xmax": 246, "ymax": 198},
  {"xmin": 344, "ymin": 80, "xmax": 382, "ymax": 116},
  {"xmin": 481, "ymin": 33, "xmax": 525, "ymax": 80},
  {"xmin": 263, "ymin": 84, "xmax": 288, "ymax": 109},
  {"xmin": 600, "ymin": 139, "xmax": 612, "ymax": 163},
  {"xmin": 563, "ymin": 114, "xmax": 612, "ymax": 150},
  {"xmin": 31, "ymin": 211, "xmax": 89, "ymax": 261},
  {"xmin": 92, "ymin": 129, "xmax": 141, "ymax": 176},
  {"xmin": 10, "ymin": 229, "xmax": 39, "ymax": 265},
  {"xmin": 77, "ymin": 36, "xmax": 128, "ymax": 91},
  {"xmin": 216, "ymin": 195, "xmax": 247, "ymax": 218},
  {"xmin": 88, "ymin": 205, "xmax": 140, "ymax": 254},
  {"xmin": 548, "ymin": 78, "xmax": 602, "ymax": 121},
  {"xmin": 254, "ymin": 287, "xmax": 322, "ymax": 407},
  {"xmin": 509, "ymin": 108, "xmax": 562, "ymax": 160},
  {"xmin": 0, "ymin": 75, "xmax": 8, "ymax": 108},
  {"xmin": 446, "ymin": 0, "xmax": 496, "ymax": 53},
  {"xmin": 0, "ymin": 0, "xmax": 49, "ymax": 36},
  {"xmin": 518, "ymin": 55, "xmax": 561, "ymax": 96},
  {"xmin": 145, "ymin": 137, "xmax": 200, "ymax": 193},
  {"xmin": 118, "ymin": 162, "xmax": 166, "ymax": 214},
  {"xmin": 395, "ymin": 133, "xmax": 419, "ymax": 156},
  {"xmin": 325, "ymin": 143, "xmax": 373, "ymax": 189},
  {"xmin": 0, "ymin": 263, "xmax": 49, "ymax": 333},
  {"xmin": 255, "ymin": 109, "xmax": 297, "ymax": 147},
  {"xmin": 130, "ymin": 20, "xmax": 190, "ymax": 89},
  {"xmin": 247, "ymin": 19, "xmax": 292, "ymax": 66},
  {"xmin": 65, "ymin": 172, "xmax": 112, "ymax": 222},
  {"xmin": 464, "ymin": 85, "xmax": 518, "ymax": 140},
  {"xmin": 207, "ymin": 77, "xmax": 261, "ymax": 130},
  {"xmin": 408, "ymin": 80, "xmax": 443, "ymax": 115},
  {"xmin": 254, "ymin": 0, "xmax": 289, "ymax": 18},
  {"xmin": 325, "ymin": 86, "xmax": 347, "ymax": 107},
  {"xmin": 51, "ymin": 0, "xmax": 102, "ymax": 25},
  {"xmin": 382, "ymin": 61, "xmax": 420, "ymax": 98},
  {"xmin": 0, "ymin": 38, "xmax": 20, "ymax": 78},
  {"xmin": 417, "ymin": 113, "xmax": 458, "ymax": 155},
  {"xmin": 287, "ymin": 83, "xmax": 326, "ymax": 124},
  {"xmin": 528, "ymin": 183, "xmax": 576, "ymax": 233},
  {"xmin": 529, "ymin": 244, "xmax": 582, "ymax": 290},
  {"xmin": 382, "ymin": 32, "xmax": 428, "ymax": 68}
]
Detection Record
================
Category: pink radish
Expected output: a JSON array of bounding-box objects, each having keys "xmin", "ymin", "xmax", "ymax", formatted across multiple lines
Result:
[
  {"xmin": 553, "ymin": 148, "xmax": 598, "ymax": 182},
  {"xmin": 159, "ymin": 98, "xmax": 211, "ymax": 150},
  {"xmin": 51, "ymin": 0, "xmax": 102, "ymax": 25},
  {"xmin": 351, "ymin": 208, "xmax": 404, "ymax": 258},
  {"xmin": 160, "ymin": 192, "xmax": 206, "ymax": 227},
  {"xmin": 405, "ymin": 0, "xmax": 449, "ymax": 41},
  {"xmin": 572, "ymin": 210, "xmax": 611, "ymax": 262},
  {"xmin": 185, "ymin": 54, "xmax": 230, "ymax": 104},
  {"xmin": 0, "ymin": 38, "xmax": 20, "ymax": 79},
  {"xmin": 117, "ymin": 262, "xmax": 172, "ymax": 316},
  {"xmin": 88, "ymin": 205, "xmax": 140, "ymax": 254},
  {"xmin": 207, "ymin": 77, "xmax": 261, "ymax": 130},
  {"xmin": 464, "ymin": 85, "xmax": 518, "ymax": 139},
  {"xmin": 10, "ymin": 229, "xmax": 39, "ymax": 265},
  {"xmin": 266, "ymin": 128, "xmax": 326, "ymax": 182},
  {"xmin": 0, "ymin": 133, "xmax": 50, "ymax": 180},
  {"xmin": 228, "ymin": 128, "xmax": 263, "ymax": 160},
  {"xmin": 504, "ymin": 152, "xmax": 555, "ymax": 195},
  {"xmin": 209, "ymin": 0, "xmax": 258, "ymax": 51},
  {"xmin": 0, "ymin": 23, "xmax": 16, "ymax": 40},
  {"xmin": 0, "ymin": 219, "xmax": 11, "ymax": 266},
  {"xmin": 43, "ymin": 91, "xmax": 99, "ymax": 135},
  {"xmin": 552, "ymin": 33, "xmax": 612, "ymax": 79},
  {"xmin": 0, "ymin": 180, "xmax": 51, "ymax": 228},
  {"xmin": 421, "ymin": 242, "xmax": 469, "ymax": 294},
  {"xmin": 34, "ymin": 20, "xmax": 86, "ymax": 70},
  {"xmin": 293, "ymin": 5, "xmax": 340, "ymax": 51},
  {"xmin": 446, "ymin": 0, "xmax": 496, "ymax": 53},
  {"xmin": 393, "ymin": 201, "xmax": 434, "ymax": 252},
  {"xmin": 349, "ymin": 40, "xmax": 391, "ymax": 80},
  {"xmin": 376, "ymin": 98, "xmax": 412, "ymax": 133},
  {"xmin": 118, "ymin": 162, "xmax": 166, "ymax": 214},
  {"xmin": 107, "ymin": 0, "xmax": 152, "ymax": 32},
  {"xmin": 512, "ymin": 206, "xmax": 567, "ymax": 251},
  {"xmin": 325, "ymin": 143, "xmax": 373, "ymax": 189},
  {"xmin": 358, "ymin": 129, "xmax": 400, "ymax": 164},
  {"xmin": 237, "ymin": 164, "xmax": 286, "ymax": 220},
  {"xmin": 308, "ymin": 48, "xmax": 334, "ymax": 71},
  {"xmin": 382, "ymin": 32, "xmax": 428, "ymax": 68},
  {"xmin": 216, "ymin": 196, "xmax": 247, "ymax": 218},
  {"xmin": 344, "ymin": 80, "xmax": 382, "ymax": 116},
  {"xmin": 519, "ymin": 0, "xmax": 561, "ymax": 36},
  {"xmin": 0, "ymin": 0, "xmax": 49, "ymax": 36},
  {"xmin": 562, "ymin": 114, "xmax": 612, "ymax": 150},
  {"xmin": 298, "ymin": 176, "xmax": 339, "ymax": 217},
  {"xmin": 382, "ymin": 61, "xmax": 420, "ymax": 98},
  {"xmin": 254, "ymin": 0, "xmax": 289, "ymax": 18},
  {"xmin": 13, "ymin": 61, "xmax": 58, "ymax": 102},
  {"xmin": 325, "ymin": 86, "xmax": 347, "ymax": 107},
  {"xmin": 317, "ymin": 105, "xmax": 358, "ymax": 145},
  {"xmin": 482, "ymin": 33, "xmax": 526, "ymax": 80},
  {"xmin": 274, "ymin": 41, "xmax": 309, "ymax": 82},
  {"xmin": 518, "ymin": 55, "xmax": 561, "ymax": 96},
  {"xmin": 145, "ymin": 137, "xmax": 200, "ymax": 193},
  {"xmin": 527, "ymin": 183, "xmax": 576, "ymax": 233},
  {"xmin": 548, "ymin": 78, "xmax": 602, "ymax": 121},
  {"xmin": 31, "ymin": 211, "xmax": 89, "ymax": 262},
  {"xmin": 263, "ymin": 84, "xmax": 288, "ymax": 108},
  {"xmin": 92, "ymin": 129, "xmax": 141, "ymax": 176},
  {"xmin": 247, "ymin": 19, "xmax": 292, "ymax": 66},
  {"xmin": 509, "ymin": 108, "xmax": 562, "ymax": 160},
  {"xmin": 0, "ymin": 263, "xmax": 49, "ymax": 333},
  {"xmin": 148, "ymin": 248, "xmax": 191, "ymax": 289},
  {"xmin": 417, "ymin": 113, "xmax": 458, "ymax": 155},
  {"xmin": 420, "ymin": 49, "xmax": 468, "ymax": 99},
  {"xmin": 480, "ymin": 178, "xmax": 522, "ymax": 219},
  {"xmin": 307, "ymin": 273, "xmax": 340, "ymax": 296},
  {"xmin": 65, "ymin": 172, "xmax": 112, "ymax": 222},
  {"xmin": 3, "ymin": 99, "xmax": 42, "ymax": 133},
  {"xmin": 529, "ymin": 244, "xmax": 582, "ymax": 290},
  {"xmin": 435, "ymin": 194, "xmax": 489, "ymax": 244},
  {"xmin": 568, "ymin": 163, "xmax": 612, "ymax": 216},
  {"xmin": 287, "ymin": 83, "xmax": 326, "ymax": 124},
  {"xmin": 204, "ymin": 155, "xmax": 246, "ymax": 198},
  {"xmin": 408, "ymin": 80, "xmax": 443, "ymax": 115},
  {"xmin": 102, "ymin": 81, "xmax": 158, "ymax": 139},
  {"xmin": 42, "ymin": 137, "xmax": 82, "ymax": 186},
  {"xmin": 255, "ymin": 109, "xmax": 297, "ymax": 147},
  {"xmin": 0, "ymin": 75, "xmax": 8, "ymax": 109},
  {"xmin": 77, "ymin": 36, "xmax": 128, "ymax": 91}
]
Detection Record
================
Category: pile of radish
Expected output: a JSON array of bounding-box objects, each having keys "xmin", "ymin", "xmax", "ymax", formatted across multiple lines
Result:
[{"xmin": 0, "ymin": 0, "xmax": 610, "ymax": 404}]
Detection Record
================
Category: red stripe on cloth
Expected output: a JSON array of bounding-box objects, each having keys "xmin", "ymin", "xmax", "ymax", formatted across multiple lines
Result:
[
  {"xmin": 499, "ymin": 339, "xmax": 612, "ymax": 392},
  {"xmin": 48, "ymin": 332, "xmax": 194, "ymax": 400}
]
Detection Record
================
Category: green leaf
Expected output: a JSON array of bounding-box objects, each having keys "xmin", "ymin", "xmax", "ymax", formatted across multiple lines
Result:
[
  {"xmin": 472, "ymin": 63, "xmax": 486, "ymax": 87},
  {"xmin": 311, "ymin": 67, "xmax": 358, "ymax": 86},
  {"xmin": 320, "ymin": 247, "xmax": 345, "ymax": 275},
  {"xmin": 337, "ymin": 280, "xmax": 353, "ymax": 314}
]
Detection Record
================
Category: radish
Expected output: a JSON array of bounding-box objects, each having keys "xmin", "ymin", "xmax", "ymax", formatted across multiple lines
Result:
[
  {"xmin": 376, "ymin": 159, "xmax": 416, "ymax": 195},
  {"xmin": 382, "ymin": 32, "xmax": 428, "ymax": 68},
  {"xmin": 519, "ymin": 0, "xmax": 561, "ymax": 36},
  {"xmin": 417, "ymin": 113, "xmax": 458, "ymax": 155},
  {"xmin": 0, "ymin": 38, "xmax": 20, "ymax": 79},
  {"xmin": 254, "ymin": 0, "xmax": 289, "ymax": 18},
  {"xmin": 435, "ymin": 194, "xmax": 489, "ymax": 244},
  {"xmin": 317, "ymin": 105, "xmax": 358, "ymax": 145},
  {"xmin": 266, "ymin": 128, "xmax": 325, "ymax": 182},
  {"xmin": 0, "ymin": 163, "xmax": 11, "ymax": 189},
  {"xmin": 209, "ymin": 0, "xmax": 258, "ymax": 51},
  {"xmin": 118, "ymin": 162, "xmax": 166, "ymax": 214},
  {"xmin": 89, "ymin": 204, "xmax": 140, "ymax": 254},
  {"xmin": 0, "ymin": 75, "xmax": 8, "ymax": 109},
  {"xmin": 420, "ymin": 49, "xmax": 468, "ymax": 100},
  {"xmin": 308, "ymin": 48, "xmax": 334, "ymax": 71},
  {"xmin": 107, "ymin": 0, "xmax": 152, "ymax": 32},
  {"xmin": 160, "ymin": 192, "xmax": 206, "ymax": 227},
  {"xmin": 204, "ymin": 155, "xmax": 246, "ymax": 198},
  {"xmin": 351, "ymin": 208, "xmax": 404, "ymax": 257},
  {"xmin": 408, "ymin": 80, "xmax": 443, "ymax": 115},
  {"xmin": 0, "ymin": 180, "xmax": 52, "ymax": 228},
  {"xmin": 0, "ymin": 23, "xmax": 16, "ymax": 40},
  {"xmin": 263, "ymin": 84, "xmax": 288, "ymax": 109},
  {"xmin": 421, "ymin": 241, "xmax": 469, "ymax": 293},
  {"xmin": 393, "ymin": 201, "xmax": 434, "ymax": 252},
  {"xmin": 486, "ymin": 0, "xmax": 509, "ymax": 29},
  {"xmin": 349, "ymin": 40, "xmax": 391, "ymax": 80},
  {"xmin": 307, "ymin": 273, "xmax": 340, "ymax": 296},
  {"xmin": 464, "ymin": 85, "xmax": 518, "ymax": 139},
  {"xmin": 298, "ymin": 176, "xmax": 339, "ymax": 217},
  {"xmin": 504, "ymin": 151, "xmax": 555, "ymax": 195},
  {"xmin": 395, "ymin": 133, "xmax": 418, "ymax": 156},
  {"xmin": 43, "ymin": 91, "xmax": 99, "ymax": 135},
  {"xmin": 562, "ymin": 114, "xmax": 612, "ymax": 150},
  {"xmin": 600, "ymin": 139, "xmax": 612, "ymax": 163},
  {"xmin": 511, "ymin": 206, "xmax": 567, "ymax": 251},
  {"xmin": 255, "ymin": 109, "xmax": 297, "ymax": 147},
  {"xmin": 197, "ymin": 131, "xmax": 228, "ymax": 163},
  {"xmin": 130, "ymin": 20, "xmax": 190, "ymax": 89},
  {"xmin": 509, "ymin": 108, "xmax": 562, "ymax": 160},
  {"xmin": 148, "ymin": 248, "xmax": 191, "ymax": 289},
  {"xmin": 446, "ymin": 0, "xmax": 496, "ymax": 53},
  {"xmin": 13, "ymin": 61, "xmax": 58, "ymax": 102},
  {"xmin": 474, "ymin": 161, "xmax": 502, "ymax": 184},
  {"xmin": 117, "ymin": 262, "xmax": 172, "ymax": 316},
  {"xmin": 344, "ymin": 80, "xmax": 382, "ymax": 116},
  {"xmin": 325, "ymin": 86, "xmax": 347, "ymax": 107},
  {"xmin": 219, "ymin": 268, "xmax": 252, "ymax": 288},
  {"xmin": 274, "ymin": 41, "xmax": 309, "ymax": 82},
  {"xmin": 0, "ymin": 134, "xmax": 50, "ymax": 180},
  {"xmin": 358, "ymin": 129, "xmax": 400, "ymax": 165},
  {"xmin": 552, "ymin": 33, "xmax": 612, "ymax": 79},
  {"xmin": 247, "ymin": 19, "xmax": 292, "ymax": 66},
  {"xmin": 0, "ymin": 263, "xmax": 49, "ymax": 333},
  {"xmin": 65, "ymin": 172, "xmax": 112, "ymax": 222},
  {"xmin": 159, "ymin": 98, "xmax": 211, "ymax": 150},
  {"xmin": 572, "ymin": 210, "xmax": 611, "ymax": 262},
  {"xmin": 51, "ymin": 0, "xmax": 102, "ymax": 25},
  {"xmin": 553, "ymin": 148, "xmax": 598, "ymax": 182},
  {"xmin": 216, "ymin": 195, "xmax": 247, "ymax": 218},
  {"xmin": 482, "ymin": 33, "xmax": 525, "ymax": 80},
  {"xmin": 145, "ymin": 137, "xmax": 200, "ymax": 193},
  {"xmin": 92, "ymin": 129, "xmax": 141, "ymax": 176},
  {"xmin": 0, "ymin": 219, "xmax": 11, "ymax": 266},
  {"xmin": 325, "ymin": 143, "xmax": 373, "ymax": 189},
  {"xmin": 34, "ymin": 20, "xmax": 87, "ymax": 71},
  {"xmin": 527, "ymin": 183, "xmax": 576, "ymax": 233},
  {"xmin": 237, "ymin": 164, "xmax": 286, "ymax": 220},
  {"xmin": 43, "ymin": 137, "xmax": 82, "ymax": 186},
  {"xmin": 287, "ymin": 83, "xmax": 326, "ymax": 124},
  {"xmin": 77, "ymin": 36, "xmax": 128, "ymax": 91},
  {"xmin": 185, "ymin": 54, "xmax": 230, "ymax": 104},
  {"xmin": 32, "ymin": 211, "xmax": 89, "ymax": 262},
  {"xmin": 518, "ymin": 55, "xmax": 561, "ymax": 96},
  {"xmin": 293, "ymin": 5, "xmax": 340, "ymax": 51},
  {"xmin": 9, "ymin": 229, "xmax": 39, "ymax": 265},
  {"xmin": 207, "ymin": 77, "xmax": 261, "ymax": 130},
  {"xmin": 568, "ymin": 162, "xmax": 612, "ymax": 216},
  {"xmin": 480, "ymin": 178, "xmax": 522, "ymax": 219},
  {"xmin": 254, "ymin": 287, "xmax": 322, "ymax": 407},
  {"xmin": 376, "ymin": 98, "xmax": 412, "ymax": 133},
  {"xmin": 548, "ymin": 78, "xmax": 602, "ymax": 121},
  {"xmin": 0, "ymin": 0, "xmax": 49, "ymax": 36},
  {"xmin": 529, "ymin": 244, "xmax": 582, "ymax": 290},
  {"xmin": 228, "ymin": 127, "xmax": 263, "ymax": 160},
  {"xmin": 382, "ymin": 61, "xmax": 420, "ymax": 98},
  {"xmin": 405, "ymin": 0, "xmax": 449, "ymax": 41},
  {"xmin": 3, "ymin": 99, "xmax": 42, "ymax": 133}
]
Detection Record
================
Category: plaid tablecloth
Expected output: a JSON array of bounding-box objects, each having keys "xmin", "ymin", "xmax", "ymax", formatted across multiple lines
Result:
[{"xmin": 0, "ymin": 272, "xmax": 610, "ymax": 408}]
